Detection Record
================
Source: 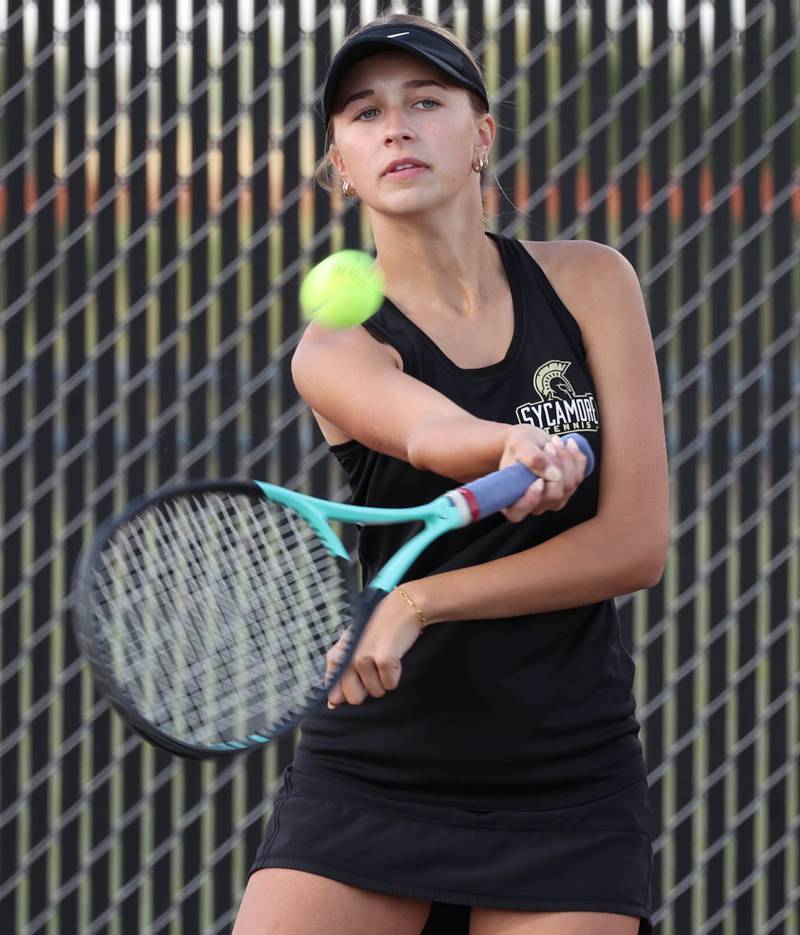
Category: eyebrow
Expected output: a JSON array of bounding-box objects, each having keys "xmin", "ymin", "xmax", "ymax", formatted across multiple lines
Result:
[{"xmin": 339, "ymin": 79, "xmax": 449, "ymax": 112}]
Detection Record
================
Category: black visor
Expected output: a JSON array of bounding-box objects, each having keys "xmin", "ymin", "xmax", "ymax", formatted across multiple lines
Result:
[{"xmin": 321, "ymin": 24, "xmax": 489, "ymax": 130}]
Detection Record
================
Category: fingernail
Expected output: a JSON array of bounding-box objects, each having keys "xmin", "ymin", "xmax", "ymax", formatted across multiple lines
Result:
[
  {"xmin": 567, "ymin": 438, "xmax": 579, "ymax": 451},
  {"xmin": 545, "ymin": 465, "xmax": 562, "ymax": 482},
  {"xmin": 553, "ymin": 435, "xmax": 565, "ymax": 447},
  {"xmin": 327, "ymin": 701, "xmax": 337, "ymax": 710},
  {"xmin": 533, "ymin": 478, "xmax": 545, "ymax": 493},
  {"xmin": 545, "ymin": 442, "xmax": 557, "ymax": 456}
]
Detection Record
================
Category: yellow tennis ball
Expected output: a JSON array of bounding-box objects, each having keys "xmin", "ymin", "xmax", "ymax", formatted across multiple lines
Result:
[{"xmin": 299, "ymin": 250, "xmax": 385, "ymax": 329}]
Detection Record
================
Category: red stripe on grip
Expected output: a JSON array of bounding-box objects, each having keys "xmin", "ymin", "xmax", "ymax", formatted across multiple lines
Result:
[{"xmin": 456, "ymin": 486, "xmax": 481, "ymax": 523}]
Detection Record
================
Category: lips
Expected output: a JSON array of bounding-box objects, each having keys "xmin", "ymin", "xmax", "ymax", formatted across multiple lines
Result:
[{"xmin": 382, "ymin": 158, "xmax": 429, "ymax": 176}]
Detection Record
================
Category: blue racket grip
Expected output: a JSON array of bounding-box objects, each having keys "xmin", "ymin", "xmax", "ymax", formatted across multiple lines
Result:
[{"xmin": 457, "ymin": 433, "xmax": 595, "ymax": 520}]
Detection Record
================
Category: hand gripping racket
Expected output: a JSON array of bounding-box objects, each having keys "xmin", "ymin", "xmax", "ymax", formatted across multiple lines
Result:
[{"xmin": 72, "ymin": 434, "xmax": 595, "ymax": 758}]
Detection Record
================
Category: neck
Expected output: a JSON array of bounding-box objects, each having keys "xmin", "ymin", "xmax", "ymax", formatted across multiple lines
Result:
[{"xmin": 369, "ymin": 197, "xmax": 498, "ymax": 321}]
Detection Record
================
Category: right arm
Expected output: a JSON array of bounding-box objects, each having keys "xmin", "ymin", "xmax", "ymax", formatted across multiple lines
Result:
[{"xmin": 291, "ymin": 321, "xmax": 562, "ymax": 485}]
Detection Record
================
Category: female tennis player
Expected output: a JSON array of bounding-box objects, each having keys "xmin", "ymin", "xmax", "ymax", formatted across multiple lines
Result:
[{"xmin": 234, "ymin": 13, "xmax": 668, "ymax": 935}]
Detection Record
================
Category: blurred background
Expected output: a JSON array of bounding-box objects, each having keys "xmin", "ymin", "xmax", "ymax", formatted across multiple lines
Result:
[{"xmin": 1, "ymin": 0, "xmax": 798, "ymax": 932}]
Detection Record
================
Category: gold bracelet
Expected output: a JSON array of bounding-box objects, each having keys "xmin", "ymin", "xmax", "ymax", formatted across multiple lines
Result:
[{"xmin": 394, "ymin": 587, "xmax": 429, "ymax": 634}]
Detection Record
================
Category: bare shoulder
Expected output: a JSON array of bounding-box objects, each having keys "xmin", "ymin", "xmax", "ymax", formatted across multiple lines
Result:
[
  {"xmin": 294, "ymin": 318, "xmax": 402, "ymax": 369},
  {"xmin": 519, "ymin": 239, "xmax": 643, "ymax": 346},
  {"xmin": 292, "ymin": 322, "xmax": 403, "ymax": 382}
]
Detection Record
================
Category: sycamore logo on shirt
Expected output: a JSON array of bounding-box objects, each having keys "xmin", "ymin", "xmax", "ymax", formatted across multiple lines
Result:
[{"xmin": 515, "ymin": 360, "xmax": 600, "ymax": 433}]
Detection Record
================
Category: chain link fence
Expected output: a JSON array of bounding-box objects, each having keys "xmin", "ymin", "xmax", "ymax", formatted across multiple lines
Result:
[{"xmin": 1, "ymin": 1, "xmax": 798, "ymax": 932}]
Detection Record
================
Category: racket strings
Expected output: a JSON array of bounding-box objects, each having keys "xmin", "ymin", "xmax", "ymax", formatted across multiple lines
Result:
[
  {"xmin": 247, "ymin": 502, "xmax": 346, "ymax": 655},
  {"xmin": 85, "ymin": 490, "xmax": 350, "ymax": 746}
]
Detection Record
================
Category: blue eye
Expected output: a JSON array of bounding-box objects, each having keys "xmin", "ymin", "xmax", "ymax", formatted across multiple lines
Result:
[{"xmin": 354, "ymin": 99, "xmax": 441, "ymax": 121}]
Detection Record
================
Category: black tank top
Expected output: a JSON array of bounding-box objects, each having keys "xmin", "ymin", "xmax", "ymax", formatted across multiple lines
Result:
[{"xmin": 293, "ymin": 232, "xmax": 646, "ymax": 809}]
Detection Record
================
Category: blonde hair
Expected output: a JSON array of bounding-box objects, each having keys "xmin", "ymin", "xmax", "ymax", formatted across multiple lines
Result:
[{"xmin": 314, "ymin": 14, "xmax": 488, "ymax": 196}]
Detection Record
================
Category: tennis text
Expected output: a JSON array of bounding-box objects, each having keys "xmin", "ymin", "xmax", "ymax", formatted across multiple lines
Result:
[{"xmin": 515, "ymin": 359, "xmax": 600, "ymax": 434}]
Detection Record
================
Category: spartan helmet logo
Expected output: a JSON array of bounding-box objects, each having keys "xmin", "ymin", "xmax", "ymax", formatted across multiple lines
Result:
[{"xmin": 533, "ymin": 360, "xmax": 576, "ymax": 401}]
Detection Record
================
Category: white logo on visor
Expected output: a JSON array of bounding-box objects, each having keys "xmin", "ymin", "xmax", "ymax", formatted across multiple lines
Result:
[{"xmin": 387, "ymin": 32, "xmax": 411, "ymax": 38}]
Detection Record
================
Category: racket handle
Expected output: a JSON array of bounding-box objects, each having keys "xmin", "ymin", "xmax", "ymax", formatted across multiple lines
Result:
[{"xmin": 453, "ymin": 433, "xmax": 595, "ymax": 521}]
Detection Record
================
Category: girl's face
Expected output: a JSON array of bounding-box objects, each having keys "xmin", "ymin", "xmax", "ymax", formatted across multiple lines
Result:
[{"xmin": 329, "ymin": 50, "xmax": 493, "ymax": 216}]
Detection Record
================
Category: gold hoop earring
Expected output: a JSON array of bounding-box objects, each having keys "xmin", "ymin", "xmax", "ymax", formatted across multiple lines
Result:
[{"xmin": 472, "ymin": 153, "xmax": 489, "ymax": 173}]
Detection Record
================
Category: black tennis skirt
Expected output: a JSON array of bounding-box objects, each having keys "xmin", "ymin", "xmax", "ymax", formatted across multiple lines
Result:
[{"xmin": 250, "ymin": 763, "xmax": 654, "ymax": 934}]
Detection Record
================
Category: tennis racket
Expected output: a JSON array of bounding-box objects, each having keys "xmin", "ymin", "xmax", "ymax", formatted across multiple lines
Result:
[{"xmin": 72, "ymin": 433, "xmax": 595, "ymax": 759}]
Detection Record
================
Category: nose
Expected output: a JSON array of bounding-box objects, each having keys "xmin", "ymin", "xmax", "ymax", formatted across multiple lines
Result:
[
  {"xmin": 386, "ymin": 130, "xmax": 413, "ymax": 146},
  {"xmin": 384, "ymin": 126, "xmax": 414, "ymax": 146},
  {"xmin": 383, "ymin": 106, "xmax": 415, "ymax": 145}
]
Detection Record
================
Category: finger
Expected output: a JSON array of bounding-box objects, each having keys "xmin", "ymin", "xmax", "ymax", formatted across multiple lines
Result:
[
  {"xmin": 340, "ymin": 665, "xmax": 369, "ymax": 705},
  {"xmin": 327, "ymin": 662, "xmax": 366, "ymax": 708},
  {"xmin": 376, "ymin": 657, "xmax": 403, "ymax": 691},
  {"xmin": 327, "ymin": 683, "xmax": 344, "ymax": 708},
  {"xmin": 326, "ymin": 663, "xmax": 347, "ymax": 706},
  {"xmin": 566, "ymin": 436, "xmax": 588, "ymax": 481},
  {"xmin": 528, "ymin": 464, "xmax": 569, "ymax": 517},
  {"xmin": 550, "ymin": 435, "xmax": 578, "ymax": 491},
  {"xmin": 534, "ymin": 489, "xmax": 572, "ymax": 513},
  {"xmin": 542, "ymin": 442, "xmax": 565, "ymax": 501},
  {"xmin": 510, "ymin": 445, "xmax": 561, "ymax": 481},
  {"xmin": 324, "ymin": 639, "xmax": 349, "ymax": 690},
  {"xmin": 557, "ymin": 434, "xmax": 585, "ymax": 491},
  {"xmin": 502, "ymin": 488, "xmax": 534, "ymax": 522},
  {"xmin": 354, "ymin": 655, "xmax": 388, "ymax": 698},
  {"xmin": 502, "ymin": 478, "xmax": 545, "ymax": 522},
  {"xmin": 530, "ymin": 447, "xmax": 561, "ymax": 480}
]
